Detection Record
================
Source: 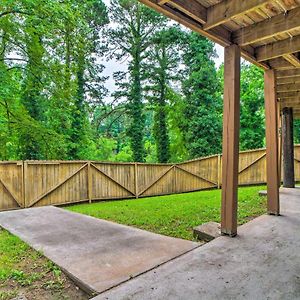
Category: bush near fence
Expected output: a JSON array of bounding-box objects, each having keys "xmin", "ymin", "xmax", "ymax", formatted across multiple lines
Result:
[{"xmin": 0, "ymin": 146, "xmax": 299, "ymax": 211}]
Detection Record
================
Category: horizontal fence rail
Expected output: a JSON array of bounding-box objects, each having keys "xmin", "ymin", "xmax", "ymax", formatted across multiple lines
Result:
[{"xmin": 0, "ymin": 145, "xmax": 299, "ymax": 211}]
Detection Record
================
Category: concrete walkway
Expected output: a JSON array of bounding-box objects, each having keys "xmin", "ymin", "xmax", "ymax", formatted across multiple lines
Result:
[
  {"xmin": 0, "ymin": 206, "xmax": 198, "ymax": 296},
  {"xmin": 94, "ymin": 188, "xmax": 300, "ymax": 300}
]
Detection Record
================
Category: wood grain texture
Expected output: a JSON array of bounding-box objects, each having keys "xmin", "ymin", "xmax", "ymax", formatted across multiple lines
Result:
[
  {"xmin": 0, "ymin": 145, "xmax": 299, "ymax": 211},
  {"xmin": 221, "ymin": 44, "xmax": 240, "ymax": 236},
  {"xmin": 264, "ymin": 69, "xmax": 280, "ymax": 215}
]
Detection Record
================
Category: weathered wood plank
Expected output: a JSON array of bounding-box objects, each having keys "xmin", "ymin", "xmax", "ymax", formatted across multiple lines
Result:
[
  {"xmin": 166, "ymin": 0, "xmax": 207, "ymax": 24},
  {"xmin": 233, "ymin": 7, "xmax": 300, "ymax": 46},
  {"xmin": 277, "ymin": 91, "xmax": 300, "ymax": 99},
  {"xmin": 283, "ymin": 54, "xmax": 300, "ymax": 68},
  {"xmin": 264, "ymin": 69, "xmax": 280, "ymax": 215},
  {"xmin": 277, "ymin": 77, "xmax": 300, "ymax": 85},
  {"xmin": 277, "ymin": 82, "xmax": 300, "ymax": 92},
  {"xmin": 0, "ymin": 177, "xmax": 22, "ymax": 208},
  {"xmin": 158, "ymin": 0, "xmax": 170, "ymax": 5},
  {"xmin": 221, "ymin": 44, "xmax": 240, "ymax": 237},
  {"xmin": 28, "ymin": 163, "xmax": 88, "ymax": 208},
  {"xmin": 91, "ymin": 163, "xmax": 136, "ymax": 196},
  {"xmin": 138, "ymin": 0, "xmax": 231, "ymax": 46},
  {"xmin": 175, "ymin": 165, "xmax": 217, "ymax": 186},
  {"xmin": 277, "ymin": 69, "xmax": 300, "ymax": 78},
  {"xmin": 238, "ymin": 153, "xmax": 266, "ymax": 175},
  {"xmin": 138, "ymin": 165, "xmax": 175, "ymax": 196},
  {"xmin": 256, "ymin": 35, "xmax": 300, "ymax": 62},
  {"xmin": 204, "ymin": 0, "xmax": 269, "ymax": 30}
]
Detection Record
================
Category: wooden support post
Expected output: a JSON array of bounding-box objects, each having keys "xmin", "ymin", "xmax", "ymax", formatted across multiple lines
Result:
[
  {"xmin": 282, "ymin": 107, "xmax": 295, "ymax": 188},
  {"xmin": 264, "ymin": 69, "xmax": 280, "ymax": 215},
  {"xmin": 278, "ymin": 107, "xmax": 282, "ymax": 186},
  {"xmin": 221, "ymin": 44, "xmax": 240, "ymax": 237},
  {"xmin": 87, "ymin": 162, "xmax": 92, "ymax": 203}
]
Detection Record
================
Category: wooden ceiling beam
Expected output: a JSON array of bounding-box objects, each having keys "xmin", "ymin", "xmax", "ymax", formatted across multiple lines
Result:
[
  {"xmin": 268, "ymin": 57, "xmax": 295, "ymax": 70},
  {"xmin": 277, "ymin": 69, "xmax": 300, "ymax": 78},
  {"xmin": 280, "ymin": 101, "xmax": 300, "ymax": 106},
  {"xmin": 277, "ymin": 77, "xmax": 300, "ymax": 85},
  {"xmin": 279, "ymin": 100, "xmax": 300, "ymax": 112},
  {"xmin": 277, "ymin": 83, "xmax": 300, "ymax": 92},
  {"xmin": 139, "ymin": 0, "xmax": 269, "ymax": 71},
  {"xmin": 290, "ymin": 108, "xmax": 300, "ymax": 118},
  {"xmin": 158, "ymin": 0, "xmax": 170, "ymax": 5},
  {"xmin": 280, "ymin": 101, "xmax": 300, "ymax": 108},
  {"xmin": 139, "ymin": 0, "xmax": 231, "ymax": 46},
  {"xmin": 204, "ymin": 0, "xmax": 270, "ymax": 31},
  {"xmin": 283, "ymin": 54, "xmax": 300, "ymax": 67},
  {"xmin": 256, "ymin": 35, "xmax": 300, "ymax": 62},
  {"xmin": 278, "ymin": 96, "xmax": 300, "ymax": 102},
  {"xmin": 165, "ymin": 0, "xmax": 207, "ymax": 24},
  {"xmin": 233, "ymin": 7, "xmax": 300, "ymax": 46},
  {"xmin": 294, "ymin": 112, "xmax": 300, "ymax": 118},
  {"xmin": 277, "ymin": 91, "xmax": 300, "ymax": 98}
]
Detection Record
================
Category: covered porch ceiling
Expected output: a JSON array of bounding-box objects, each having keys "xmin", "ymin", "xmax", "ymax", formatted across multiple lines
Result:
[{"xmin": 139, "ymin": 0, "xmax": 300, "ymax": 119}]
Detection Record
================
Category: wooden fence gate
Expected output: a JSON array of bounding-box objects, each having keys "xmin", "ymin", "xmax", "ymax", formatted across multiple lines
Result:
[{"xmin": 0, "ymin": 146, "xmax": 299, "ymax": 211}]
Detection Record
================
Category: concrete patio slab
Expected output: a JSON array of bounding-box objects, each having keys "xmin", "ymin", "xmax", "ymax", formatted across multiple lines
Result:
[
  {"xmin": 0, "ymin": 206, "xmax": 199, "ymax": 296},
  {"xmin": 94, "ymin": 188, "xmax": 300, "ymax": 300}
]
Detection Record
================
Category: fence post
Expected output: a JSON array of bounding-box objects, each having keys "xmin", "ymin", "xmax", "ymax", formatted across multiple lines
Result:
[
  {"xmin": 87, "ymin": 162, "xmax": 92, "ymax": 203},
  {"xmin": 134, "ymin": 163, "xmax": 138, "ymax": 199},
  {"xmin": 22, "ymin": 161, "xmax": 27, "ymax": 208},
  {"xmin": 217, "ymin": 154, "xmax": 221, "ymax": 189}
]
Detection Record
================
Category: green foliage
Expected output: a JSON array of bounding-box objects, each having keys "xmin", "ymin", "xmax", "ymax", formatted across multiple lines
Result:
[
  {"xmin": 218, "ymin": 62, "xmax": 266, "ymax": 151},
  {"xmin": 295, "ymin": 119, "xmax": 300, "ymax": 143},
  {"xmin": 181, "ymin": 32, "xmax": 222, "ymax": 159},
  {"xmin": 0, "ymin": 230, "xmax": 30, "ymax": 280},
  {"xmin": 145, "ymin": 26, "xmax": 183, "ymax": 163},
  {"xmin": 0, "ymin": 0, "xmax": 275, "ymax": 163},
  {"xmin": 240, "ymin": 63, "xmax": 265, "ymax": 150},
  {"xmin": 0, "ymin": 0, "xmax": 108, "ymax": 161},
  {"xmin": 106, "ymin": 0, "xmax": 166, "ymax": 162},
  {"xmin": 168, "ymin": 88, "xmax": 188, "ymax": 162}
]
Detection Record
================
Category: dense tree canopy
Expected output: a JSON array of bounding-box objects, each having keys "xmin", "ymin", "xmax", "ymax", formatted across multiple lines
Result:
[
  {"xmin": 0, "ymin": 0, "xmax": 294, "ymax": 163},
  {"xmin": 181, "ymin": 32, "xmax": 222, "ymax": 158}
]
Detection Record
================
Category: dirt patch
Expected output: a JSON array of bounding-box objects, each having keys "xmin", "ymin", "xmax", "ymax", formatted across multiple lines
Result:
[{"xmin": 0, "ymin": 230, "xmax": 90, "ymax": 300}]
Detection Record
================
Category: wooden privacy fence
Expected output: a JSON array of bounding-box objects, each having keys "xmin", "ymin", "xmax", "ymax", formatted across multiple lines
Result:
[{"xmin": 0, "ymin": 145, "xmax": 299, "ymax": 211}]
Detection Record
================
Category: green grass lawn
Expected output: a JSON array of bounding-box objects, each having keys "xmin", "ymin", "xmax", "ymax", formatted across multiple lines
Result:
[
  {"xmin": 66, "ymin": 185, "xmax": 267, "ymax": 240},
  {"xmin": 0, "ymin": 229, "xmax": 88, "ymax": 300}
]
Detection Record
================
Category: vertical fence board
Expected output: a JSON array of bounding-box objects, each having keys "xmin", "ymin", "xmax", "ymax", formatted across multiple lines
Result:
[{"xmin": 0, "ymin": 162, "xmax": 23, "ymax": 210}]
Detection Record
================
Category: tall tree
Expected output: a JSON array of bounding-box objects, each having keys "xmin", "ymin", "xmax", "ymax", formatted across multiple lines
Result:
[
  {"xmin": 167, "ymin": 88, "xmax": 188, "ymax": 162},
  {"xmin": 145, "ymin": 26, "xmax": 183, "ymax": 163},
  {"xmin": 218, "ymin": 62, "xmax": 266, "ymax": 150},
  {"xmin": 68, "ymin": 0, "xmax": 109, "ymax": 159},
  {"xmin": 240, "ymin": 63, "xmax": 265, "ymax": 150},
  {"xmin": 181, "ymin": 32, "xmax": 222, "ymax": 159},
  {"xmin": 19, "ymin": 20, "xmax": 45, "ymax": 159},
  {"xmin": 0, "ymin": 0, "xmax": 109, "ymax": 160},
  {"xmin": 107, "ymin": 0, "xmax": 166, "ymax": 162}
]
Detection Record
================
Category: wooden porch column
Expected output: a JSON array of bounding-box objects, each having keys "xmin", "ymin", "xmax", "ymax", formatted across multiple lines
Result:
[
  {"xmin": 264, "ymin": 70, "xmax": 280, "ymax": 215},
  {"xmin": 221, "ymin": 44, "xmax": 240, "ymax": 237},
  {"xmin": 278, "ymin": 107, "xmax": 282, "ymax": 187},
  {"xmin": 282, "ymin": 107, "xmax": 295, "ymax": 188}
]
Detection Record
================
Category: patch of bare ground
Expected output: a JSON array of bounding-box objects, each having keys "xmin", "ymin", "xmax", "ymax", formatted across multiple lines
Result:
[{"xmin": 0, "ymin": 229, "xmax": 90, "ymax": 300}]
